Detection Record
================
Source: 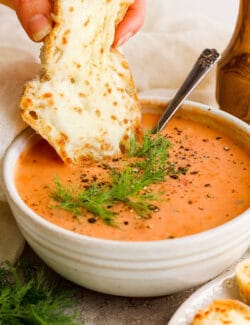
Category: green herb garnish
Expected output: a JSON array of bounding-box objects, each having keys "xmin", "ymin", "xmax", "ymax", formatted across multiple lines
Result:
[
  {"xmin": 50, "ymin": 132, "xmax": 184, "ymax": 225},
  {"xmin": 0, "ymin": 259, "xmax": 81, "ymax": 324},
  {"xmin": 51, "ymin": 179, "xmax": 116, "ymax": 226}
]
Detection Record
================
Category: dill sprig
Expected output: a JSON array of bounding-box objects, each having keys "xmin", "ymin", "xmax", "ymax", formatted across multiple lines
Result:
[
  {"xmin": 50, "ymin": 179, "xmax": 116, "ymax": 226},
  {"xmin": 50, "ymin": 132, "xmax": 182, "ymax": 226},
  {"xmin": 128, "ymin": 131, "xmax": 172, "ymax": 183},
  {"xmin": 0, "ymin": 259, "xmax": 81, "ymax": 325},
  {"xmin": 128, "ymin": 131, "xmax": 171, "ymax": 159}
]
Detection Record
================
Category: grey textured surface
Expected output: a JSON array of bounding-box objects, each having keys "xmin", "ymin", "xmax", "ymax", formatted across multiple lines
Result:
[{"xmin": 74, "ymin": 286, "xmax": 196, "ymax": 325}]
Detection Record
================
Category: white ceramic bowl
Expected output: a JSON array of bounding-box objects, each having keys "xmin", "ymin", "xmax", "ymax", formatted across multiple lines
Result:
[{"xmin": 3, "ymin": 99, "xmax": 250, "ymax": 297}]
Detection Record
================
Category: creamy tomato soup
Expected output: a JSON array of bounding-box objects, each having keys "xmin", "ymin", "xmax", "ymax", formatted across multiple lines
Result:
[{"xmin": 15, "ymin": 114, "xmax": 250, "ymax": 241}]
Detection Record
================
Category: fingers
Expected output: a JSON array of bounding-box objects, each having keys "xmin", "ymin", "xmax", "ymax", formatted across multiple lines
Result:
[
  {"xmin": 15, "ymin": 0, "xmax": 52, "ymax": 42},
  {"xmin": 0, "ymin": 0, "xmax": 15, "ymax": 9},
  {"xmin": 114, "ymin": 0, "xmax": 146, "ymax": 47}
]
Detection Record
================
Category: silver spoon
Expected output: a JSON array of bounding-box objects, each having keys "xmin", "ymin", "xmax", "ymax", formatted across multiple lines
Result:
[{"xmin": 151, "ymin": 48, "xmax": 221, "ymax": 134}]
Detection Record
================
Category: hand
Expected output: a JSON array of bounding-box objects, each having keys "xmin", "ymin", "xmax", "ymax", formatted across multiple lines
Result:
[
  {"xmin": 1, "ymin": 0, "xmax": 52, "ymax": 41},
  {"xmin": 113, "ymin": 0, "xmax": 146, "ymax": 47},
  {"xmin": 2, "ymin": 0, "xmax": 146, "ymax": 45}
]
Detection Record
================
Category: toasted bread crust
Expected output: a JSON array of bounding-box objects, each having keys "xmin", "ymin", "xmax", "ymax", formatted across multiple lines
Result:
[
  {"xmin": 20, "ymin": 0, "xmax": 141, "ymax": 163},
  {"xmin": 235, "ymin": 258, "xmax": 250, "ymax": 305},
  {"xmin": 191, "ymin": 299, "xmax": 250, "ymax": 324}
]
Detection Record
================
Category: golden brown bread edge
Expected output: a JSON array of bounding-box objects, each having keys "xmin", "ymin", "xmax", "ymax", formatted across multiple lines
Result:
[
  {"xmin": 235, "ymin": 258, "xmax": 250, "ymax": 305},
  {"xmin": 191, "ymin": 299, "xmax": 250, "ymax": 324}
]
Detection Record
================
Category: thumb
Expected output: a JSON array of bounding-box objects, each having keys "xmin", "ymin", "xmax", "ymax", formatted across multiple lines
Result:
[{"xmin": 15, "ymin": 0, "xmax": 52, "ymax": 42}]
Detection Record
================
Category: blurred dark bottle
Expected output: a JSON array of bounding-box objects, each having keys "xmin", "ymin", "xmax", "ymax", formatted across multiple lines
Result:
[{"xmin": 216, "ymin": 0, "xmax": 250, "ymax": 123}]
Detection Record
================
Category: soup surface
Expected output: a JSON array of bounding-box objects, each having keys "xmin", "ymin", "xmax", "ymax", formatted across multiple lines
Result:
[{"xmin": 15, "ymin": 114, "xmax": 250, "ymax": 241}]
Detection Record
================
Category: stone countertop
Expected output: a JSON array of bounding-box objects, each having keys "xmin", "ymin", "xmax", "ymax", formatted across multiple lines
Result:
[{"xmin": 73, "ymin": 285, "xmax": 196, "ymax": 325}]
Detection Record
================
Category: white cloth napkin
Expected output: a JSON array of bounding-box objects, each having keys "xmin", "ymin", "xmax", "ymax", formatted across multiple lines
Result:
[
  {"xmin": 0, "ymin": 1, "xmax": 235, "ymax": 263},
  {"xmin": 0, "ymin": 48, "xmax": 39, "ymax": 264},
  {"xmin": 0, "ymin": 51, "xmax": 39, "ymax": 201}
]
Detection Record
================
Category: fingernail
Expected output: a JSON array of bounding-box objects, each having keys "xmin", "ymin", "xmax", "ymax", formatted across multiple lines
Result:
[
  {"xmin": 28, "ymin": 14, "xmax": 52, "ymax": 42},
  {"xmin": 116, "ymin": 32, "xmax": 133, "ymax": 48}
]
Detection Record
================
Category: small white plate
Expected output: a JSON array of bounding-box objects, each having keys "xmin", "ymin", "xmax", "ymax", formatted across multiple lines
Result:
[{"xmin": 169, "ymin": 250, "xmax": 250, "ymax": 325}]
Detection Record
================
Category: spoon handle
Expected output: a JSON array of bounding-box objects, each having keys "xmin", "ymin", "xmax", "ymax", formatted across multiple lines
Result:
[{"xmin": 151, "ymin": 48, "xmax": 221, "ymax": 134}]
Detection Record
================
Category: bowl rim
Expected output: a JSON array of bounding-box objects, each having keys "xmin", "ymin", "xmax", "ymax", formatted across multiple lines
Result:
[{"xmin": 3, "ymin": 99, "xmax": 250, "ymax": 248}]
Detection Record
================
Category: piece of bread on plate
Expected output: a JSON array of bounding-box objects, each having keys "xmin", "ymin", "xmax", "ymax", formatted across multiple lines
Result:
[
  {"xmin": 191, "ymin": 299, "xmax": 250, "ymax": 324},
  {"xmin": 235, "ymin": 258, "xmax": 250, "ymax": 305},
  {"xmin": 20, "ymin": 0, "xmax": 141, "ymax": 163}
]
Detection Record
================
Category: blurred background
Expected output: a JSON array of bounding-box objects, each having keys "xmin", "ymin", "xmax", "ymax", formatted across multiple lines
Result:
[
  {"xmin": 123, "ymin": 0, "xmax": 239, "ymax": 103},
  {"xmin": 0, "ymin": 0, "xmax": 241, "ymax": 146},
  {"xmin": 0, "ymin": 0, "xmax": 239, "ymax": 61}
]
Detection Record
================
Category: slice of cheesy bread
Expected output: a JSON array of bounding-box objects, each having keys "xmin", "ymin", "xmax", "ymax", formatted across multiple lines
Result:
[
  {"xmin": 191, "ymin": 299, "xmax": 250, "ymax": 324},
  {"xmin": 20, "ymin": 0, "xmax": 141, "ymax": 163},
  {"xmin": 236, "ymin": 258, "xmax": 250, "ymax": 305}
]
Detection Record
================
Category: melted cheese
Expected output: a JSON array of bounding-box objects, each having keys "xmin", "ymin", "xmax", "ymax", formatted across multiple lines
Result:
[{"xmin": 20, "ymin": 0, "xmax": 141, "ymax": 163}]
